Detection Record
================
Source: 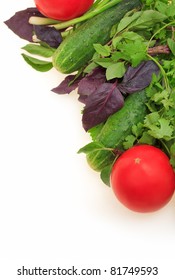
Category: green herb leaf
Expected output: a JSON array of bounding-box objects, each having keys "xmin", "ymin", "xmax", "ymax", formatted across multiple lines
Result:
[
  {"xmin": 106, "ymin": 61, "xmax": 126, "ymax": 80},
  {"xmin": 139, "ymin": 131, "xmax": 155, "ymax": 145},
  {"xmin": 123, "ymin": 135, "xmax": 136, "ymax": 149},
  {"xmin": 95, "ymin": 58, "xmax": 113, "ymax": 68},
  {"xmin": 144, "ymin": 112, "xmax": 160, "ymax": 126},
  {"xmin": 21, "ymin": 53, "xmax": 53, "ymax": 72},
  {"xmin": 116, "ymin": 12, "xmax": 141, "ymax": 33},
  {"xmin": 132, "ymin": 122, "xmax": 144, "ymax": 137},
  {"xmin": 22, "ymin": 43, "xmax": 55, "ymax": 58},
  {"xmin": 147, "ymin": 118, "xmax": 173, "ymax": 140},
  {"xmin": 167, "ymin": 38, "xmax": 175, "ymax": 56},
  {"xmin": 100, "ymin": 164, "xmax": 113, "ymax": 186},
  {"xmin": 77, "ymin": 141, "xmax": 106, "ymax": 154},
  {"xmin": 93, "ymin": 43, "xmax": 111, "ymax": 57},
  {"xmin": 117, "ymin": 40, "xmax": 147, "ymax": 67},
  {"xmin": 129, "ymin": 10, "xmax": 167, "ymax": 30},
  {"xmin": 170, "ymin": 143, "xmax": 175, "ymax": 168}
]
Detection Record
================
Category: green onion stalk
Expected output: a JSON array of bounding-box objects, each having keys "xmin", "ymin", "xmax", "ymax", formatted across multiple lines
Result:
[{"xmin": 29, "ymin": 0, "xmax": 122, "ymax": 29}]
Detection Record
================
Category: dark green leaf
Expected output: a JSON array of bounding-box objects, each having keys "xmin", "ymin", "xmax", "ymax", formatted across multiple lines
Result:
[
  {"xmin": 170, "ymin": 143, "xmax": 175, "ymax": 168},
  {"xmin": 116, "ymin": 12, "xmax": 141, "ymax": 33},
  {"xmin": 77, "ymin": 142, "xmax": 106, "ymax": 154},
  {"xmin": 167, "ymin": 38, "xmax": 175, "ymax": 56},
  {"xmin": 100, "ymin": 164, "xmax": 113, "ymax": 187},
  {"xmin": 22, "ymin": 43, "xmax": 54, "ymax": 58},
  {"xmin": 129, "ymin": 10, "xmax": 167, "ymax": 30},
  {"xmin": 21, "ymin": 53, "xmax": 53, "ymax": 72}
]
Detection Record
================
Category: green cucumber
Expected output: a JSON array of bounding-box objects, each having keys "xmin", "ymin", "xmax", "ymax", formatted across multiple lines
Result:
[
  {"xmin": 85, "ymin": 90, "xmax": 148, "ymax": 171},
  {"xmin": 52, "ymin": 0, "xmax": 141, "ymax": 74}
]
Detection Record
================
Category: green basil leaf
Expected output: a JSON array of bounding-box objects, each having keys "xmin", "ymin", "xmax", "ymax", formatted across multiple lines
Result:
[
  {"xmin": 22, "ymin": 43, "xmax": 55, "ymax": 58},
  {"xmin": 167, "ymin": 38, "xmax": 175, "ymax": 56},
  {"xmin": 100, "ymin": 164, "xmax": 113, "ymax": 187},
  {"xmin": 21, "ymin": 53, "xmax": 53, "ymax": 72},
  {"xmin": 77, "ymin": 141, "xmax": 105, "ymax": 154},
  {"xmin": 129, "ymin": 10, "xmax": 167, "ymax": 30},
  {"xmin": 116, "ymin": 12, "xmax": 141, "ymax": 33},
  {"xmin": 93, "ymin": 43, "xmax": 111, "ymax": 57},
  {"xmin": 106, "ymin": 62, "xmax": 126, "ymax": 80}
]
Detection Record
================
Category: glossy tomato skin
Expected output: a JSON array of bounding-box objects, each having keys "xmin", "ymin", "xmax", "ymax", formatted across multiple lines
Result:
[
  {"xmin": 34, "ymin": 0, "xmax": 94, "ymax": 21},
  {"xmin": 111, "ymin": 145, "xmax": 175, "ymax": 213}
]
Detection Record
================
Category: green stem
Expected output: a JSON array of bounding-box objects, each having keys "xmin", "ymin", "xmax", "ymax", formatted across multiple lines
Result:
[
  {"xmin": 159, "ymin": 139, "xmax": 170, "ymax": 156},
  {"xmin": 61, "ymin": 29, "xmax": 73, "ymax": 38},
  {"xmin": 147, "ymin": 20, "xmax": 175, "ymax": 48},
  {"xmin": 97, "ymin": 0, "xmax": 112, "ymax": 8},
  {"xmin": 147, "ymin": 54, "xmax": 170, "ymax": 91},
  {"xmin": 29, "ymin": 0, "xmax": 121, "ymax": 29},
  {"xmin": 29, "ymin": 17, "xmax": 60, "ymax": 25},
  {"xmin": 89, "ymin": 0, "xmax": 107, "ymax": 10},
  {"xmin": 29, "ymin": 0, "xmax": 104, "ymax": 25},
  {"xmin": 54, "ymin": 0, "xmax": 121, "ymax": 29}
]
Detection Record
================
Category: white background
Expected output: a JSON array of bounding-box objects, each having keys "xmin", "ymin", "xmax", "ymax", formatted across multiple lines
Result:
[{"xmin": 1, "ymin": 1, "xmax": 175, "ymax": 279}]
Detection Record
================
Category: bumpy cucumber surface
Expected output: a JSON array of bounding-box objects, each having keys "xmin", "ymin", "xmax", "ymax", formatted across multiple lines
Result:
[
  {"xmin": 86, "ymin": 90, "xmax": 148, "ymax": 171},
  {"xmin": 52, "ymin": 0, "xmax": 141, "ymax": 74}
]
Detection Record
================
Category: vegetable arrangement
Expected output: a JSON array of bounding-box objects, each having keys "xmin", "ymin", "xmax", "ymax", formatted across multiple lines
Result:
[{"xmin": 4, "ymin": 0, "xmax": 175, "ymax": 212}]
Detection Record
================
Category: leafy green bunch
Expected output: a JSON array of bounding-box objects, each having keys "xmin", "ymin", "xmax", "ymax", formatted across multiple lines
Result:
[{"xmin": 83, "ymin": 0, "xmax": 175, "ymax": 168}]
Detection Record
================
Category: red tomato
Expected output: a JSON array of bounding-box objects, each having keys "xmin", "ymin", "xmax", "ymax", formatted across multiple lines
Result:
[
  {"xmin": 111, "ymin": 145, "xmax": 175, "ymax": 213},
  {"xmin": 34, "ymin": 0, "xmax": 94, "ymax": 21}
]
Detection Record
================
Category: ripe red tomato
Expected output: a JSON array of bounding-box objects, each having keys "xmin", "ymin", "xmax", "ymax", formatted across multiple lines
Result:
[
  {"xmin": 34, "ymin": 0, "xmax": 94, "ymax": 21},
  {"xmin": 111, "ymin": 145, "xmax": 175, "ymax": 213}
]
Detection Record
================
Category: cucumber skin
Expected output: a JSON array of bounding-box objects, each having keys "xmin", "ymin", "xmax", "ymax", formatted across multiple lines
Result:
[
  {"xmin": 87, "ymin": 90, "xmax": 148, "ymax": 171},
  {"xmin": 52, "ymin": 0, "xmax": 141, "ymax": 74}
]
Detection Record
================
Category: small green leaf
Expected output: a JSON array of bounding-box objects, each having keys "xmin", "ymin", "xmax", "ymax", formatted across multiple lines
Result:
[
  {"xmin": 148, "ymin": 118, "xmax": 173, "ymax": 140},
  {"xmin": 144, "ymin": 112, "xmax": 160, "ymax": 126},
  {"xmin": 129, "ymin": 10, "xmax": 167, "ymax": 30},
  {"xmin": 106, "ymin": 62, "xmax": 126, "ymax": 80},
  {"xmin": 170, "ymin": 143, "xmax": 175, "ymax": 168},
  {"xmin": 22, "ymin": 44, "xmax": 54, "ymax": 57},
  {"xmin": 83, "ymin": 62, "xmax": 98, "ymax": 73},
  {"xmin": 112, "ymin": 36, "xmax": 122, "ymax": 48},
  {"xmin": 93, "ymin": 43, "xmax": 111, "ymax": 57},
  {"xmin": 116, "ymin": 40, "xmax": 147, "ymax": 67},
  {"xmin": 123, "ymin": 135, "xmax": 136, "ymax": 149},
  {"xmin": 167, "ymin": 38, "xmax": 175, "ymax": 56},
  {"xmin": 95, "ymin": 58, "xmax": 113, "ymax": 68},
  {"xmin": 139, "ymin": 132, "xmax": 155, "ymax": 145},
  {"xmin": 21, "ymin": 53, "xmax": 53, "ymax": 72},
  {"xmin": 116, "ymin": 12, "xmax": 141, "ymax": 33},
  {"xmin": 111, "ymin": 51, "xmax": 129, "ymax": 62},
  {"xmin": 132, "ymin": 122, "xmax": 144, "ymax": 137},
  {"xmin": 77, "ymin": 141, "xmax": 105, "ymax": 154},
  {"xmin": 100, "ymin": 164, "xmax": 113, "ymax": 187},
  {"xmin": 120, "ymin": 31, "xmax": 145, "ymax": 42}
]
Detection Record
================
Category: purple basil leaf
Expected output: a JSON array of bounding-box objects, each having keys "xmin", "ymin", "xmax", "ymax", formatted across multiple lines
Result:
[
  {"xmin": 118, "ymin": 60, "xmax": 159, "ymax": 94},
  {"xmin": 52, "ymin": 75, "xmax": 81, "ymax": 94},
  {"xmin": 33, "ymin": 25, "xmax": 62, "ymax": 48},
  {"xmin": 82, "ymin": 83, "xmax": 124, "ymax": 131},
  {"xmin": 78, "ymin": 68, "xmax": 106, "ymax": 104},
  {"xmin": 4, "ymin": 7, "xmax": 44, "ymax": 42}
]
